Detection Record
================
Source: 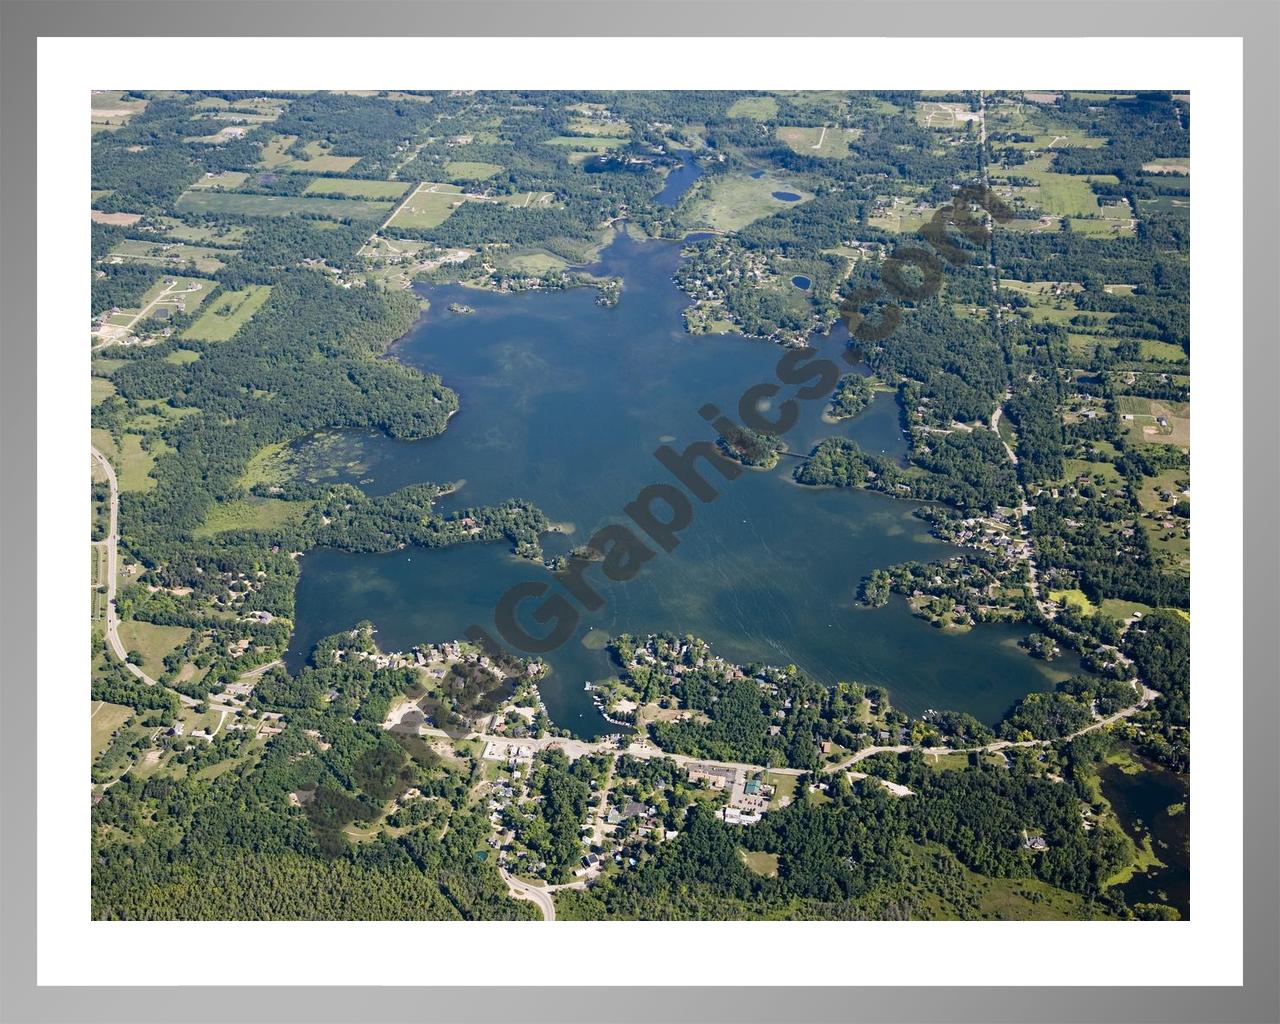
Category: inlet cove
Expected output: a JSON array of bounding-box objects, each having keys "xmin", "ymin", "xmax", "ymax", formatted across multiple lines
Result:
[{"xmin": 288, "ymin": 233, "xmax": 1087, "ymax": 735}]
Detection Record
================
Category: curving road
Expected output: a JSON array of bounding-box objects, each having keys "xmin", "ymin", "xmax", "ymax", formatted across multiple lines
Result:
[
  {"xmin": 824, "ymin": 682, "xmax": 1158, "ymax": 776},
  {"xmin": 500, "ymin": 867, "xmax": 556, "ymax": 921},
  {"xmin": 92, "ymin": 446, "xmax": 157, "ymax": 686}
]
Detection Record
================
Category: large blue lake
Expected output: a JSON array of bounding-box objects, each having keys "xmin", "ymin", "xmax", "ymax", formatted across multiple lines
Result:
[{"xmin": 288, "ymin": 232, "xmax": 1084, "ymax": 736}]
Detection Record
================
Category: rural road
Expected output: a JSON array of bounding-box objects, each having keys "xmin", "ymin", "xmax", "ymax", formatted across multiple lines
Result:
[
  {"xmin": 409, "ymin": 673, "xmax": 1156, "ymax": 804},
  {"xmin": 92, "ymin": 278, "xmax": 192, "ymax": 350},
  {"xmin": 824, "ymin": 681, "xmax": 1158, "ymax": 777},
  {"xmin": 500, "ymin": 868, "xmax": 556, "ymax": 921},
  {"xmin": 94, "ymin": 444, "xmax": 283, "ymax": 707},
  {"xmin": 92, "ymin": 446, "xmax": 157, "ymax": 686}
]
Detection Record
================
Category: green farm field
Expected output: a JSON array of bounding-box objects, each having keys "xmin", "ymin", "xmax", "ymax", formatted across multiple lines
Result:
[
  {"xmin": 776, "ymin": 125, "xmax": 858, "ymax": 158},
  {"xmin": 1118, "ymin": 396, "xmax": 1191, "ymax": 447},
  {"xmin": 115, "ymin": 433, "xmax": 169, "ymax": 492},
  {"xmin": 679, "ymin": 173, "xmax": 813, "ymax": 233},
  {"xmin": 194, "ymin": 496, "xmax": 312, "ymax": 538},
  {"xmin": 1008, "ymin": 155, "xmax": 1117, "ymax": 218},
  {"xmin": 726, "ymin": 95, "xmax": 779, "ymax": 120},
  {"xmin": 302, "ymin": 177, "xmax": 411, "ymax": 199},
  {"xmin": 444, "ymin": 161, "xmax": 504, "ymax": 181},
  {"xmin": 105, "ymin": 241, "xmax": 229, "ymax": 275},
  {"xmin": 92, "ymin": 377, "xmax": 116, "ymax": 405},
  {"xmin": 544, "ymin": 135, "xmax": 629, "ymax": 152},
  {"xmin": 259, "ymin": 135, "xmax": 361, "ymax": 173},
  {"xmin": 386, "ymin": 184, "xmax": 553, "ymax": 231},
  {"xmin": 115, "ymin": 621, "xmax": 191, "ymax": 678},
  {"xmin": 383, "ymin": 182, "xmax": 465, "ymax": 229},
  {"xmin": 91, "ymin": 702, "xmax": 134, "ymax": 760},
  {"xmin": 183, "ymin": 285, "xmax": 273, "ymax": 342},
  {"xmin": 175, "ymin": 190, "xmax": 392, "ymax": 222},
  {"xmin": 189, "ymin": 170, "xmax": 250, "ymax": 190}
]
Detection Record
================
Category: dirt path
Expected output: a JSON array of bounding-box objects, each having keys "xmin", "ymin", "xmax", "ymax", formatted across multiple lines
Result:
[{"xmin": 991, "ymin": 403, "xmax": 1018, "ymax": 465}]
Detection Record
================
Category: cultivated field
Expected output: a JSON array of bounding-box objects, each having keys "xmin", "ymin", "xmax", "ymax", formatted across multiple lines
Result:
[
  {"xmin": 175, "ymin": 190, "xmax": 392, "ymax": 222},
  {"xmin": 91, "ymin": 90, "xmax": 148, "ymax": 132},
  {"xmin": 91, "ymin": 210, "xmax": 142, "ymax": 226},
  {"xmin": 302, "ymin": 177, "xmax": 412, "ymax": 199}
]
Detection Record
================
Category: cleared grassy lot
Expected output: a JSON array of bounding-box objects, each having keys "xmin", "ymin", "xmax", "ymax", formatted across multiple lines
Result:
[
  {"xmin": 194, "ymin": 496, "xmax": 312, "ymax": 537},
  {"xmin": 302, "ymin": 177, "xmax": 411, "ymax": 199},
  {"xmin": 444, "ymin": 161, "xmax": 504, "ymax": 181},
  {"xmin": 115, "ymin": 620, "xmax": 191, "ymax": 678},
  {"xmin": 183, "ymin": 285, "xmax": 273, "ymax": 342},
  {"xmin": 259, "ymin": 134, "xmax": 361, "ymax": 173},
  {"xmin": 175, "ymin": 190, "xmax": 392, "ymax": 222},
  {"xmin": 91, "ymin": 90, "xmax": 148, "ymax": 131},
  {"xmin": 726, "ymin": 95, "xmax": 779, "ymax": 120},
  {"xmin": 739, "ymin": 850, "xmax": 779, "ymax": 877},
  {"xmin": 160, "ymin": 223, "xmax": 249, "ymax": 245},
  {"xmin": 386, "ymin": 183, "xmax": 553, "ymax": 231},
  {"xmin": 116, "ymin": 434, "xmax": 170, "ymax": 492},
  {"xmin": 915, "ymin": 101, "xmax": 983, "ymax": 129},
  {"xmin": 105, "ymin": 241, "xmax": 230, "ymax": 275},
  {"xmin": 91, "ymin": 702, "xmax": 135, "ymax": 760},
  {"xmin": 504, "ymin": 251, "xmax": 571, "ymax": 274},
  {"xmin": 776, "ymin": 125, "xmax": 858, "ymax": 158},
  {"xmin": 1007, "ymin": 155, "xmax": 1119, "ymax": 219},
  {"xmin": 544, "ymin": 135, "xmax": 629, "ymax": 152},
  {"xmin": 92, "ymin": 377, "xmax": 117, "ymax": 405},
  {"xmin": 867, "ymin": 196, "xmax": 936, "ymax": 234},
  {"xmin": 291, "ymin": 141, "xmax": 362, "ymax": 172},
  {"xmin": 384, "ymin": 182, "xmax": 465, "ymax": 229},
  {"xmin": 1117, "ymin": 396, "xmax": 1191, "ymax": 447},
  {"xmin": 1049, "ymin": 588, "xmax": 1097, "ymax": 615},
  {"xmin": 189, "ymin": 170, "xmax": 250, "ymax": 191},
  {"xmin": 680, "ymin": 173, "xmax": 813, "ymax": 232}
]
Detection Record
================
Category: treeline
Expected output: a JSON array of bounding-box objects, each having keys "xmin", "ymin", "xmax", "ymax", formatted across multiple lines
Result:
[
  {"xmin": 559, "ymin": 761, "xmax": 1130, "ymax": 920},
  {"xmin": 93, "ymin": 623, "xmax": 541, "ymax": 919},
  {"xmin": 796, "ymin": 432, "xmax": 1020, "ymax": 514},
  {"xmin": 108, "ymin": 272, "xmax": 455, "ymax": 561}
]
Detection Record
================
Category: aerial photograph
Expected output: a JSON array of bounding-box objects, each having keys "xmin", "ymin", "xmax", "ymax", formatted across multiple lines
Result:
[{"xmin": 89, "ymin": 89, "xmax": 1191, "ymax": 922}]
